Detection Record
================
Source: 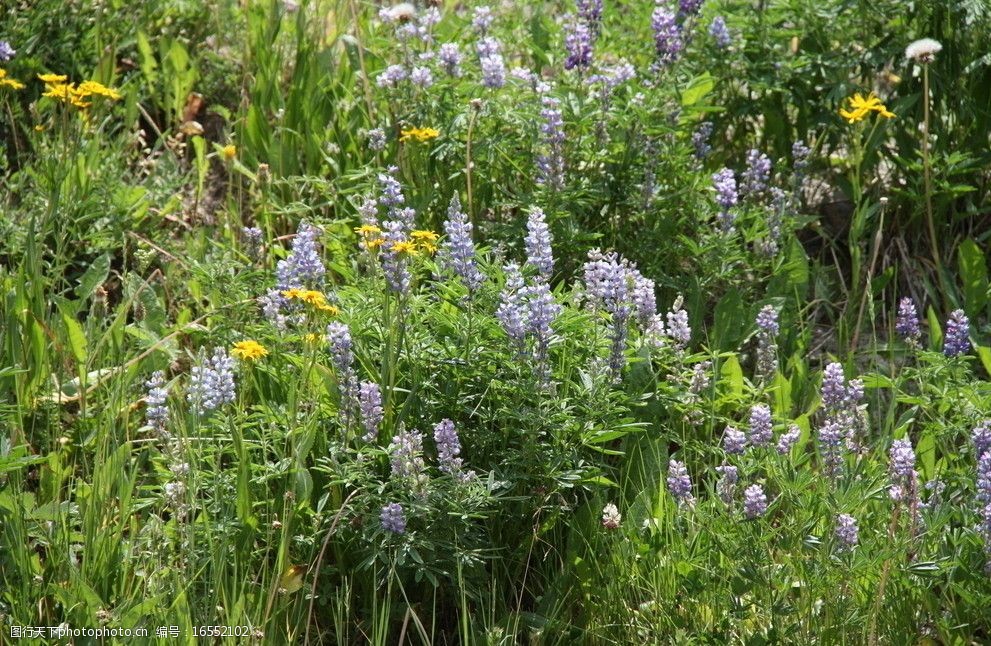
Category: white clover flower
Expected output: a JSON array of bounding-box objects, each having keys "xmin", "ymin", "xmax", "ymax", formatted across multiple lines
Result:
[
  {"xmin": 905, "ymin": 38, "xmax": 942, "ymax": 64},
  {"xmin": 601, "ymin": 503, "xmax": 622, "ymax": 529}
]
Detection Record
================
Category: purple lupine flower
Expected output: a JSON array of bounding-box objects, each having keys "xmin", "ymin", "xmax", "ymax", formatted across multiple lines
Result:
[
  {"xmin": 741, "ymin": 149, "xmax": 772, "ymax": 198},
  {"xmin": 688, "ymin": 360, "xmax": 712, "ymax": 394},
  {"xmin": 525, "ymin": 280, "xmax": 561, "ymax": 386},
  {"xmin": 889, "ymin": 438, "xmax": 917, "ymax": 501},
  {"xmin": 187, "ymin": 348, "xmax": 236, "ymax": 413},
  {"xmin": 438, "ymin": 43, "xmax": 463, "ymax": 77},
  {"xmin": 667, "ymin": 459, "xmax": 694, "ymax": 505},
  {"xmin": 792, "ymin": 140, "xmax": 811, "ymax": 173},
  {"xmin": 835, "ymin": 514, "xmax": 859, "ymax": 550},
  {"xmin": 777, "ymin": 424, "xmax": 801, "ymax": 455},
  {"xmin": 748, "ymin": 404, "xmax": 773, "ymax": 447},
  {"xmin": 525, "ymin": 207, "xmax": 554, "ymax": 279},
  {"xmin": 0, "ymin": 41, "xmax": 14, "ymax": 62},
  {"xmin": 563, "ymin": 16, "xmax": 594, "ymax": 70},
  {"xmin": 389, "ymin": 428, "xmax": 427, "ymax": 491},
  {"xmin": 817, "ymin": 418, "xmax": 846, "ymax": 477},
  {"xmin": 410, "ymin": 66, "xmax": 433, "ymax": 88},
  {"xmin": 377, "ymin": 64, "xmax": 408, "ymax": 88},
  {"xmin": 536, "ymin": 95, "xmax": 566, "ymax": 191},
  {"xmin": 651, "ymin": 7, "xmax": 682, "ymax": 67},
  {"xmin": 276, "ymin": 221, "xmax": 325, "ymax": 290},
  {"xmin": 743, "ymin": 484, "xmax": 767, "ymax": 519},
  {"xmin": 666, "ymin": 298, "xmax": 691, "ymax": 348},
  {"xmin": 724, "ymin": 426, "xmax": 747, "ymax": 455},
  {"xmin": 496, "ymin": 263, "xmax": 527, "ymax": 350},
  {"xmin": 145, "ymin": 371, "xmax": 169, "ymax": 433},
  {"xmin": 755, "ymin": 305, "xmax": 779, "ymax": 382},
  {"xmin": 821, "ymin": 362, "xmax": 849, "ymax": 411},
  {"xmin": 716, "ymin": 464, "xmax": 738, "ymax": 504},
  {"xmin": 709, "ymin": 16, "xmax": 731, "ymax": 48},
  {"xmin": 327, "ymin": 322, "xmax": 360, "ymax": 426},
  {"xmin": 433, "ymin": 419, "xmax": 464, "ymax": 474},
  {"xmin": 359, "ymin": 381, "xmax": 383, "ymax": 443},
  {"xmin": 974, "ymin": 421, "xmax": 991, "ymax": 460},
  {"xmin": 242, "ymin": 226, "xmax": 263, "ymax": 261},
  {"xmin": 756, "ymin": 305, "xmax": 779, "ymax": 335},
  {"xmin": 380, "ymin": 503, "xmax": 406, "ymax": 534},
  {"xmin": 632, "ymin": 273, "xmax": 657, "ymax": 327},
  {"xmin": 678, "ymin": 0, "xmax": 704, "ymax": 18},
  {"xmin": 441, "ymin": 194, "xmax": 484, "ymax": 292},
  {"xmin": 692, "ymin": 121, "xmax": 714, "ymax": 160},
  {"xmin": 943, "ymin": 309, "xmax": 971, "ymax": 357},
  {"xmin": 472, "ymin": 6, "xmax": 494, "ymax": 34},
  {"xmin": 978, "ymin": 452, "xmax": 991, "ymax": 504},
  {"xmin": 378, "ymin": 166, "xmax": 405, "ymax": 210},
  {"xmin": 978, "ymin": 502, "xmax": 991, "ymax": 574},
  {"xmin": 760, "ymin": 188, "xmax": 787, "ymax": 256},
  {"xmin": 577, "ymin": 0, "xmax": 603, "ymax": 28},
  {"xmin": 367, "ymin": 128, "xmax": 386, "ymax": 152},
  {"xmin": 381, "ymin": 221, "xmax": 412, "ymax": 294},
  {"xmin": 477, "ymin": 37, "xmax": 506, "ymax": 88},
  {"xmin": 895, "ymin": 297, "xmax": 921, "ymax": 344},
  {"xmin": 261, "ymin": 289, "xmax": 288, "ymax": 330},
  {"xmin": 712, "ymin": 168, "xmax": 738, "ymax": 233}
]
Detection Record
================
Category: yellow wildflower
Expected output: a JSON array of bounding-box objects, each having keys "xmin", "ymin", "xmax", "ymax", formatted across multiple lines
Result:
[
  {"xmin": 76, "ymin": 80, "xmax": 122, "ymax": 100},
  {"xmin": 281, "ymin": 288, "xmax": 305, "ymax": 300},
  {"xmin": 304, "ymin": 333, "xmax": 322, "ymax": 345},
  {"xmin": 411, "ymin": 230, "xmax": 439, "ymax": 242},
  {"xmin": 399, "ymin": 126, "xmax": 440, "ymax": 143},
  {"xmin": 0, "ymin": 69, "xmax": 25, "ymax": 90},
  {"xmin": 316, "ymin": 303, "xmax": 341, "ymax": 316},
  {"xmin": 38, "ymin": 73, "xmax": 68, "ymax": 83},
  {"xmin": 354, "ymin": 224, "xmax": 382, "ymax": 236},
  {"xmin": 839, "ymin": 92, "xmax": 895, "ymax": 124},
  {"xmin": 365, "ymin": 238, "xmax": 385, "ymax": 250},
  {"xmin": 389, "ymin": 240, "xmax": 419, "ymax": 255},
  {"xmin": 231, "ymin": 339, "xmax": 269, "ymax": 361},
  {"xmin": 222, "ymin": 144, "xmax": 237, "ymax": 160},
  {"xmin": 297, "ymin": 290, "xmax": 328, "ymax": 306}
]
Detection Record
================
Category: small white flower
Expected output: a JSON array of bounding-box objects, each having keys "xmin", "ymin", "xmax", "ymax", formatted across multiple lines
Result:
[
  {"xmin": 601, "ymin": 503, "xmax": 622, "ymax": 529},
  {"xmin": 905, "ymin": 38, "xmax": 942, "ymax": 64}
]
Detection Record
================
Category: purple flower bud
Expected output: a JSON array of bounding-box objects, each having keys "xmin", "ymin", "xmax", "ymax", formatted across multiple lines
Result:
[
  {"xmin": 380, "ymin": 502, "xmax": 406, "ymax": 534},
  {"xmin": 651, "ymin": 7, "xmax": 682, "ymax": 66},
  {"xmin": 974, "ymin": 420, "xmax": 991, "ymax": 460},
  {"xmin": 563, "ymin": 16, "xmax": 594, "ymax": 70},
  {"xmin": 723, "ymin": 426, "xmax": 747, "ymax": 455},
  {"xmin": 777, "ymin": 424, "xmax": 801, "ymax": 455},
  {"xmin": 377, "ymin": 64, "xmax": 408, "ymax": 88},
  {"xmin": 472, "ymin": 6, "xmax": 494, "ymax": 34},
  {"xmin": 748, "ymin": 404, "xmax": 773, "ymax": 447},
  {"xmin": 741, "ymin": 149, "xmax": 772, "ymax": 198},
  {"xmin": 438, "ymin": 43, "xmax": 463, "ymax": 77},
  {"xmin": 835, "ymin": 514, "xmax": 858, "ymax": 549},
  {"xmin": 187, "ymin": 348, "xmax": 236, "ymax": 413},
  {"xmin": 943, "ymin": 309, "xmax": 971, "ymax": 357},
  {"xmin": 743, "ymin": 484, "xmax": 767, "ymax": 519},
  {"xmin": 441, "ymin": 194, "xmax": 484, "ymax": 292},
  {"xmin": 667, "ymin": 459, "xmax": 694, "ymax": 505},
  {"xmin": 433, "ymin": 419, "xmax": 464, "ymax": 475},
  {"xmin": 895, "ymin": 297, "xmax": 921, "ymax": 343},
  {"xmin": 716, "ymin": 464, "xmax": 738, "ymax": 504},
  {"xmin": 692, "ymin": 121, "xmax": 713, "ymax": 159},
  {"xmin": 276, "ymin": 221, "xmax": 325, "ymax": 290},
  {"xmin": 537, "ymin": 95, "xmax": 566, "ymax": 191},
  {"xmin": 145, "ymin": 371, "xmax": 169, "ymax": 433},
  {"xmin": 359, "ymin": 381, "xmax": 383, "ymax": 443},
  {"xmin": 0, "ymin": 41, "xmax": 14, "ymax": 62},
  {"xmin": 525, "ymin": 207, "xmax": 554, "ymax": 279},
  {"xmin": 712, "ymin": 168, "xmax": 738, "ymax": 232},
  {"xmin": 709, "ymin": 16, "xmax": 731, "ymax": 48},
  {"xmin": 410, "ymin": 66, "xmax": 433, "ymax": 88}
]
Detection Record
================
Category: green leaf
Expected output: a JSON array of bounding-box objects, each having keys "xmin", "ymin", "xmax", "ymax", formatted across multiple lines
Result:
[
  {"xmin": 926, "ymin": 306, "xmax": 942, "ymax": 351},
  {"xmin": 977, "ymin": 346, "xmax": 991, "ymax": 376},
  {"xmin": 712, "ymin": 290, "xmax": 744, "ymax": 350},
  {"xmin": 720, "ymin": 354, "xmax": 744, "ymax": 398},
  {"xmin": 916, "ymin": 429, "xmax": 936, "ymax": 480},
  {"xmin": 958, "ymin": 238, "xmax": 989, "ymax": 315},
  {"xmin": 61, "ymin": 313, "xmax": 87, "ymax": 365},
  {"xmin": 681, "ymin": 73, "xmax": 715, "ymax": 107},
  {"xmin": 75, "ymin": 254, "xmax": 110, "ymax": 300}
]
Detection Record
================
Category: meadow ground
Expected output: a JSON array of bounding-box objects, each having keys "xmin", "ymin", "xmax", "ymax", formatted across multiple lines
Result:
[{"xmin": 1, "ymin": 0, "xmax": 990, "ymax": 643}]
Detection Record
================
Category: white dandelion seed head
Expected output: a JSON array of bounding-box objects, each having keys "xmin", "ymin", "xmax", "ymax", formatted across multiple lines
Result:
[{"xmin": 905, "ymin": 38, "xmax": 942, "ymax": 64}]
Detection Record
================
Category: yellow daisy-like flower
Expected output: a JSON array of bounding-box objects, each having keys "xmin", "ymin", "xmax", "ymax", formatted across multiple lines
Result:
[
  {"xmin": 38, "ymin": 73, "xmax": 68, "ymax": 83},
  {"xmin": 411, "ymin": 230, "xmax": 439, "ymax": 242},
  {"xmin": 399, "ymin": 126, "xmax": 440, "ymax": 143},
  {"xmin": 354, "ymin": 224, "xmax": 382, "ymax": 236},
  {"xmin": 0, "ymin": 69, "xmax": 25, "ymax": 90},
  {"xmin": 76, "ymin": 80, "xmax": 122, "ymax": 100},
  {"xmin": 231, "ymin": 339, "xmax": 269, "ymax": 361},
  {"xmin": 281, "ymin": 288, "xmax": 305, "ymax": 300},
  {"xmin": 389, "ymin": 240, "xmax": 420, "ymax": 255},
  {"xmin": 365, "ymin": 237, "xmax": 385, "ymax": 250},
  {"xmin": 303, "ymin": 333, "xmax": 323, "ymax": 345},
  {"xmin": 839, "ymin": 92, "xmax": 895, "ymax": 124},
  {"xmin": 222, "ymin": 144, "xmax": 237, "ymax": 160},
  {"xmin": 315, "ymin": 303, "xmax": 341, "ymax": 316}
]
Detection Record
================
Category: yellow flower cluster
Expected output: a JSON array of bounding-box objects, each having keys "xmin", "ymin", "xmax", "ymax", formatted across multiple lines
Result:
[
  {"xmin": 0, "ymin": 68, "xmax": 25, "ymax": 90},
  {"xmin": 281, "ymin": 289, "xmax": 340, "ymax": 315},
  {"xmin": 222, "ymin": 144, "xmax": 237, "ymax": 160},
  {"xmin": 399, "ymin": 126, "xmax": 440, "ymax": 143},
  {"xmin": 354, "ymin": 224, "xmax": 385, "ymax": 250},
  {"xmin": 410, "ymin": 230, "xmax": 439, "ymax": 254},
  {"xmin": 231, "ymin": 339, "xmax": 268, "ymax": 361},
  {"xmin": 40, "ymin": 74, "xmax": 122, "ymax": 109},
  {"xmin": 839, "ymin": 92, "xmax": 895, "ymax": 124}
]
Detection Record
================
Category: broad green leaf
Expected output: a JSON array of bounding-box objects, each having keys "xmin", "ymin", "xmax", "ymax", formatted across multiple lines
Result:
[
  {"xmin": 917, "ymin": 429, "xmax": 936, "ymax": 480},
  {"xmin": 75, "ymin": 254, "xmax": 110, "ymax": 300},
  {"xmin": 720, "ymin": 354, "xmax": 744, "ymax": 398},
  {"xmin": 958, "ymin": 238, "xmax": 988, "ymax": 315},
  {"xmin": 62, "ymin": 313, "xmax": 87, "ymax": 364},
  {"xmin": 681, "ymin": 73, "xmax": 715, "ymax": 107},
  {"xmin": 712, "ymin": 290, "xmax": 744, "ymax": 350}
]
